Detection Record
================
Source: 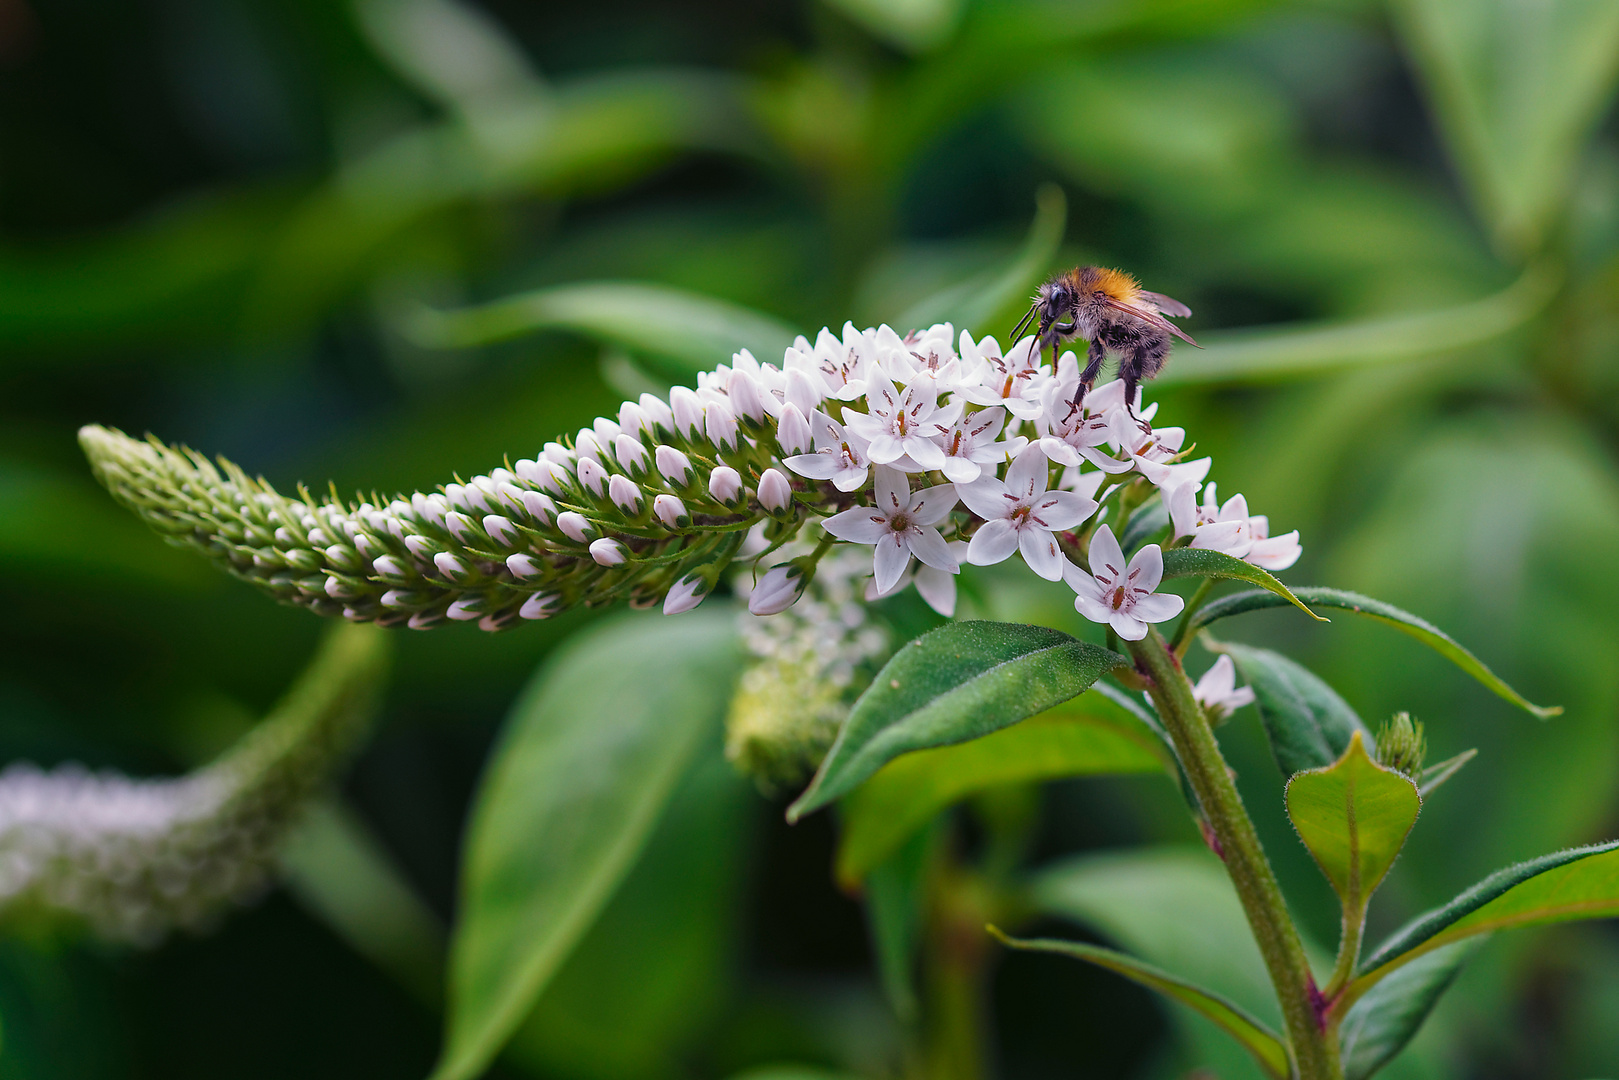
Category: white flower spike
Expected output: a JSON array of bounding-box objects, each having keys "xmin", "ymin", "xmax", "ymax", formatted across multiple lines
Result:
[
  {"xmin": 821, "ymin": 465, "xmax": 959, "ymax": 593},
  {"xmin": 961, "ymin": 444, "xmax": 1098, "ymax": 580},
  {"xmin": 1063, "ymin": 524, "xmax": 1184, "ymax": 640}
]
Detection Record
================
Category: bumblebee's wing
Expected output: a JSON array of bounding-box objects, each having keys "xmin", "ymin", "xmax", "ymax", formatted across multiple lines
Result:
[
  {"xmin": 1139, "ymin": 290, "xmax": 1192, "ymax": 318},
  {"xmin": 1102, "ymin": 296, "xmax": 1201, "ymax": 347}
]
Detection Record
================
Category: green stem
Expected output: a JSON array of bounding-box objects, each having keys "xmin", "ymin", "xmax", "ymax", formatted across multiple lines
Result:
[
  {"xmin": 921, "ymin": 849, "xmax": 995, "ymax": 1080},
  {"xmin": 1127, "ymin": 628, "xmax": 1342, "ymax": 1080},
  {"xmin": 1169, "ymin": 577, "xmax": 1216, "ymax": 655},
  {"xmin": 1324, "ymin": 901, "xmax": 1365, "ymax": 1002}
]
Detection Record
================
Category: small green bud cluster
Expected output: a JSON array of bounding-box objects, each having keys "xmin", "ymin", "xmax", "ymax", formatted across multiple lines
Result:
[
  {"xmin": 1375, "ymin": 711, "xmax": 1428, "ymax": 779},
  {"xmin": 0, "ymin": 625, "xmax": 385, "ymax": 944},
  {"xmin": 80, "ymin": 383, "xmax": 820, "ymax": 629}
]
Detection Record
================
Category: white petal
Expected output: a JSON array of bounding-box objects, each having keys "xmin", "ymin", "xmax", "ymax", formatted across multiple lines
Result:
[
  {"xmin": 1130, "ymin": 592, "xmax": 1184, "ymax": 623},
  {"xmin": 957, "ymin": 476, "xmax": 1011, "ymax": 520},
  {"xmin": 967, "ymin": 519, "xmax": 1021, "ymax": 565},
  {"xmin": 1074, "ymin": 593, "xmax": 1112, "ymax": 625},
  {"xmin": 1247, "ymin": 531, "xmax": 1302, "ymax": 571},
  {"xmin": 1005, "ymin": 443, "xmax": 1050, "ymax": 497},
  {"xmin": 1019, "ymin": 527, "xmax": 1066, "ymax": 581},
  {"xmin": 941, "ymin": 457, "xmax": 982, "ymax": 484},
  {"xmin": 1110, "ymin": 611, "xmax": 1149, "ymax": 640},
  {"xmin": 1165, "ymin": 481, "xmax": 1199, "ymax": 538},
  {"xmin": 913, "ymin": 563, "xmax": 958, "ymax": 617},
  {"xmin": 1087, "ymin": 524, "xmax": 1127, "ymax": 583},
  {"xmin": 866, "ymin": 434, "xmax": 906, "ymax": 464},
  {"xmin": 1038, "ymin": 437, "xmax": 1083, "ymax": 468},
  {"xmin": 784, "ymin": 452, "xmax": 839, "ymax": 480},
  {"xmin": 873, "ymin": 532, "xmax": 913, "ymax": 593},
  {"xmin": 1128, "ymin": 542, "xmax": 1165, "ymax": 594},
  {"xmin": 908, "ymin": 484, "xmax": 959, "ymax": 526},
  {"xmin": 909, "ymin": 526, "xmax": 959, "ymax": 572},
  {"xmin": 873, "ymin": 465, "xmax": 910, "ymax": 514},
  {"xmin": 1029, "ymin": 490, "xmax": 1098, "ymax": 532},
  {"xmin": 823, "ymin": 506, "xmax": 891, "ymax": 544},
  {"xmin": 901, "ymin": 435, "xmax": 947, "ymax": 470},
  {"xmin": 832, "ymin": 464, "xmax": 870, "ymax": 492}
]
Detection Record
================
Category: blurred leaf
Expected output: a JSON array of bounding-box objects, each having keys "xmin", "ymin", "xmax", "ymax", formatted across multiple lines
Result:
[
  {"xmin": 1354, "ymin": 840, "xmax": 1619, "ymax": 995},
  {"xmin": 352, "ymin": 0, "xmax": 543, "ymax": 112},
  {"xmin": 1216, "ymin": 641, "xmax": 1372, "ymax": 777},
  {"xmin": 726, "ymin": 1068, "xmax": 866, "ymax": 1080},
  {"xmin": 432, "ymin": 611, "xmax": 742, "ymax": 1080},
  {"xmin": 822, "ymin": 0, "xmax": 967, "ymax": 53},
  {"xmin": 1394, "ymin": 0, "xmax": 1619, "ymax": 253},
  {"xmin": 506, "ymin": 754, "xmax": 754, "ymax": 1080},
  {"xmin": 410, "ymin": 281, "xmax": 799, "ymax": 382},
  {"xmin": 1192, "ymin": 586, "xmax": 1562, "ymax": 719},
  {"xmin": 1158, "ymin": 264, "xmax": 1557, "ymax": 385},
  {"xmin": 280, "ymin": 799, "xmax": 446, "ymax": 1007},
  {"xmin": 990, "ymin": 929, "xmax": 1290, "ymax": 1080},
  {"xmin": 895, "ymin": 184, "xmax": 1066, "ymax": 336},
  {"xmin": 1161, "ymin": 547, "xmax": 1324, "ymax": 621},
  {"xmin": 1119, "ymin": 500, "xmax": 1170, "ymax": 553},
  {"xmin": 1339, "ymin": 938, "xmax": 1483, "ymax": 1080},
  {"xmin": 1418, "ymin": 749, "xmax": 1478, "ymax": 797},
  {"xmin": 1286, "ymin": 731, "xmax": 1421, "ymax": 915},
  {"xmin": 787, "ymin": 622, "xmax": 1123, "ymax": 821},
  {"xmin": 862, "ymin": 823, "xmax": 933, "ymax": 1023},
  {"xmin": 835, "ymin": 691, "xmax": 1170, "ymax": 887}
]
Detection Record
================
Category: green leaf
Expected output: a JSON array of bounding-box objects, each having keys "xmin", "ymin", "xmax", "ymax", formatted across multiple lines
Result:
[
  {"xmin": 1352, "ymin": 841, "xmax": 1619, "ymax": 997},
  {"xmin": 1285, "ymin": 731, "xmax": 1421, "ymax": 917},
  {"xmin": 1217, "ymin": 642, "xmax": 1373, "ymax": 777},
  {"xmin": 1394, "ymin": 0, "xmax": 1619, "ymax": 252},
  {"xmin": 862, "ymin": 823, "xmax": 934, "ymax": 1023},
  {"xmin": 725, "ymin": 1067, "xmax": 866, "ymax": 1080},
  {"xmin": 431, "ymin": 611, "xmax": 742, "ymax": 1080},
  {"xmin": 835, "ymin": 690, "xmax": 1172, "ymax": 887},
  {"xmin": 1190, "ymin": 586, "xmax": 1561, "ymax": 718},
  {"xmin": 896, "ymin": 184, "xmax": 1066, "ymax": 335},
  {"xmin": 786, "ymin": 622, "xmax": 1124, "ymax": 821},
  {"xmin": 409, "ymin": 281, "xmax": 799, "ymax": 382},
  {"xmin": 1156, "ymin": 265, "xmax": 1557, "ymax": 384},
  {"xmin": 990, "ymin": 930, "xmax": 1290, "ymax": 1080},
  {"xmin": 1339, "ymin": 938, "xmax": 1483, "ymax": 1080},
  {"xmin": 1419, "ymin": 748, "xmax": 1478, "ymax": 796},
  {"xmin": 1160, "ymin": 547, "xmax": 1325, "ymax": 622},
  {"xmin": 1119, "ymin": 499, "xmax": 1170, "ymax": 554},
  {"xmin": 822, "ymin": 0, "xmax": 968, "ymax": 53}
]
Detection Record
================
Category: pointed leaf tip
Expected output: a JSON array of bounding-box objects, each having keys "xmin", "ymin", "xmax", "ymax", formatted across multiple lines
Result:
[{"xmin": 1160, "ymin": 547, "xmax": 1325, "ymax": 622}]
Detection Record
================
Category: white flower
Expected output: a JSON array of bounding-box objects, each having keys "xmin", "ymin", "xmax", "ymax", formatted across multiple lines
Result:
[
  {"xmin": 784, "ymin": 412, "xmax": 873, "ymax": 492},
  {"xmin": 748, "ymin": 564, "xmax": 807, "ymax": 615},
  {"xmin": 957, "ymin": 333, "xmax": 1048, "ymax": 421},
  {"xmin": 821, "ymin": 465, "xmax": 959, "ymax": 593},
  {"xmin": 1166, "ymin": 482, "xmax": 1252, "ymax": 557},
  {"xmin": 865, "ymin": 539, "xmax": 968, "ymax": 617},
  {"xmin": 1117, "ymin": 423, "xmax": 1210, "ymax": 489},
  {"xmin": 1035, "ymin": 375, "xmax": 1129, "ymax": 468},
  {"xmin": 1193, "ymin": 655, "xmax": 1254, "ymax": 720},
  {"xmin": 960, "ymin": 444, "xmax": 1098, "ymax": 581},
  {"xmin": 801, "ymin": 323, "xmax": 877, "ymax": 401},
  {"xmin": 843, "ymin": 373, "xmax": 958, "ymax": 470},
  {"xmin": 1063, "ymin": 525, "xmax": 1184, "ymax": 640},
  {"xmin": 663, "ymin": 575, "xmax": 708, "ymax": 615},
  {"xmin": 929, "ymin": 406, "xmax": 1020, "ymax": 485},
  {"xmin": 1246, "ymin": 516, "xmax": 1302, "ymax": 571}
]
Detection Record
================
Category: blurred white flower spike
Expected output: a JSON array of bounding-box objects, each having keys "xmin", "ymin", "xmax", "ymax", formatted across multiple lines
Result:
[{"xmin": 82, "ymin": 316, "xmax": 1303, "ymax": 636}]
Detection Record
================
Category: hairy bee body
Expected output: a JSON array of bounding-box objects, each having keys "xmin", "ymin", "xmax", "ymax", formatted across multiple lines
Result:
[{"xmin": 1013, "ymin": 265, "xmax": 1196, "ymax": 424}]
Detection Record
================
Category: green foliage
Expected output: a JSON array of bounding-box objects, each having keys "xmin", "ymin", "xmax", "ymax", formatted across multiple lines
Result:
[
  {"xmin": 1338, "ymin": 938, "xmax": 1483, "ymax": 1080},
  {"xmin": 1159, "ymin": 547, "xmax": 1324, "ymax": 622},
  {"xmin": 433, "ymin": 611, "xmax": 741, "ymax": 1080},
  {"xmin": 1217, "ymin": 642, "xmax": 1373, "ymax": 777},
  {"xmin": 991, "ymin": 929, "xmax": 1290, "ymax": 1080},
  {"xmin": 787, "ymin": 622, "xmax": 1123, "ymax": 821},
  {"xmin": 1285, "ymin": 732, "xmax": 1421, "ymax": 918}
]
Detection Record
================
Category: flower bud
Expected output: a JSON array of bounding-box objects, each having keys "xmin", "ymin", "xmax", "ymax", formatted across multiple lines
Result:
[
  {"xmin": 555, "ymin": 511, "xmax": 594, "ymax": 543},
  {"xmin": 324, "ymin": 575, "xmax": 354, "ymax": 599},
  {"xmin": 514, "ymin": 458, "xmax": 542, "ymax": 483},
  {"xmin": 447, "ymin": 596, "xmax": 483, "ymax": 620},
  {"xmin": 748, "ymin": 564, "xmax": 806, "ymax": 615},
  {"xmin": 433, "ymin": 552, "xmax": 468, "ymax": 580},
  {"xmin": 777, "ymin": 403, "xmax": 812, "ymax": 454},
  {"xmin": 589, "ymin": 538, "xmax": 628, "ymax": 566},
  {"xmin": 705, "ymin": 400, "xmax": 739, "ymax": 449},
  {"xmin": 323, "ymin": 545, "xmax": 359, "ymax": 571},
  {"xmin": 608, "ymin": 474, "xmax": 643, "ymax": 514},
  {"xmin": 618, "ymin": 402, "xmax": 650, "ymax": 439},
  {"xmin": 576, "ymin": 457, "xmax": 608, "ymax": 496},
  {"xmin": 574, "ymin": 430, "xmax": 605, "ymax": 464},
  {"xmin": 709, "ymin": 466, "xmax": 742, "ymax": 505},
  {"xmin": 445, "ymin": 511, "xmax": 476, "ymax": 542},
  {"xmin": 372, "ymin": 554, "xmax": 407, "ymax": 578},
  {"xmin": 663, "ymin": 574, "xmax": 707, "ymax": 615},
  {"xmin": 639, "ymin": 393, "xmax": 674, "ymax": 434},
  {"xmin": 506, "ymin": 552, "xmax": 542, "ymax": 578},
  {"xmin": 520, "ymin": 592, "xmax": 560, "ymax": 620},
  {"xmin": 593, "ymin": 418, "xmax": 622, "ymax": 453},
  {"xmin": 404, "ymin": 534, "xmax": 440, "ymax": 559},
  {"xmin": 728, "ymin": 369, "xmax": 767, "ymax": 422},
  {"xmin": 655, "ymin": 445, "xmax": 692, "ymax": 485},
  {"xmin": 669, "ymin": 387, "xmax": 704, "ymax": 438},
  {"xmin": 520, "ymin": 490, "xmax": 555, "ymax": 525},
  {"xmin": 652, "ymin": 493, "xmax": 689, "ymax": 528},
  {"xmin": 757, "ymin": 468, "xmax": 792, "ymax": 514},
  {"xmin": 783, "ymin": 367, "xmax": 823, "ymax": 416},
  {"xmin": 408, "ymin": 610, "xmax": 444, "ymax": 630},
  {"xmin": 613, "ymin": 434, "xmax": 649, "ymax": 475},
  {"xmin": 483, "ymin": 515, "xmax": 517, "ymax": 546}
]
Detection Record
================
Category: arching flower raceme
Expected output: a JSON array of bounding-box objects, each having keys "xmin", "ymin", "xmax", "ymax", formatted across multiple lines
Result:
[
  {"xmin": 1063, "ymin": 525, "xmax": 1184, "ymax": 640},
  {"xmin": 822, "ymin": 466, "xmax": 959, "ymax": 593},
  {"xmin": 961, "ymin": 444, "xmax": 1098, "ymax": 581}
]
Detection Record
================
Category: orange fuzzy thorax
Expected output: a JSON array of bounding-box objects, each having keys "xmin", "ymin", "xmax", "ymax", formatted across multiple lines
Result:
[{"xmin": 1064, "ymin": 265, "xmax": 1140, "ymax": 303}]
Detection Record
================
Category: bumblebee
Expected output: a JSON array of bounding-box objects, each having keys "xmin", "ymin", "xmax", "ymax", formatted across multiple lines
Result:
[{"xmin": 1012, "ymin": 266, "xmax": 1198, "ymax": 427}]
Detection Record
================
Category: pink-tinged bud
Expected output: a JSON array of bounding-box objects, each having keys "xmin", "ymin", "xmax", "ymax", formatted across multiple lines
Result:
[
  {"xmin": 514, "ymin": 458, "xmax": 541, "ymax": 483},
  {"xmin": 433, "ymin": 552, "xmax": 467, "ymax": 579},
  {"xmin": 669, "ymin": 387, "xmax": 704, "ymax": 437},
  {"xmin": 490, "ymin": 467, "xmax": 517, "ymax": 485},
  {"xmin": 381, "ymin": 589, "xmax": 413, "ymax": 609},
  {"xmin": 748, "ymin": 564, "xmax": 806, "ymax": 615},
  {"xmin": 709, "ymin": 466, "xmax": 742, "ymax": 504},
  {"xmin": 507, "ymin": 552, "xmax": 542, "ymax": 578},
  {"xmin": 777, "ymin": 403, "xmax": 812, "ymax": 454},
  {"xmin": 373, "ymin": 554, "xmax": 407, "ymax": 577},
  {"xmin": 653, "ymin": 493, "xmax": 688, "ymax": 528},
  {"xmin": 784, "ymin": 367, "xmax": 824, "ymax": 416},
  {"xmin": 520, "ymin": 491, "xmax": 555, "ymax": 524},
  {"xmin": 758, "ymin": 468, "xmax": 792, "ymax": 513},
  {"xmin": 324, "ymin": 545, "xmax": 359, "ymax": 570},
  {"xmin": 324, "ymin": 575, "xmax": 353, "ymax": 599},
  {"xmin": 447, "ymin": 597, "xmax": 483, "ymax": 620},
  {"xmin": 478, "ymin": 611, "xmax": 516, "ymax": 633},
  {"xmin": 556, "ymin": 511, "xmax": 594, "ymax": 543},
  {"xmin": 307, "ymin": 527, "xmax": 331, "ymax": 547},
  {"xmin": 445, "ymin": 511, "xmax": 476, "ymax": 542},
  {"xmin": 576, "ymin": 457, "xmax": 608, "ymax": 496},
  {"xmin": 589, "ymin": 538, "xmax": 628, "ymax": 566},
  {"xmin": 663, "ymin": 574, "xmax": 707, "ymax": 615},
  {"xmin": 618, "ymin": 401, "xmax": 650, "ymax": 438},
  {"xmin": 593, "ymin": 418, "xmax": 622, "ymax": 452},
  {"xmin": 520, "ymin": 592, "xmax": 560, "ymax": 620},
  {"xmin": 655, "ymin": 445, "xmax": 692, "ymax": 485},
  {"xmin": 408, "ymin": 610, "xmax": 443, "ymax": 630},
  {"xmin": 614, "ymin": 434, "xmax": 649, "ymax": 474},
  {"xmin": 639, "ymin": 393, "xmax": 674, "ymax": 432},
  {"xmin": 470, "ymin": 477, "xmax": 501, "ymax": 511},
  {"xmin": 497, "ymin": 481, "xmax": 526, "ymax": 511},
  {"xmin": 404, "ymin": 534, "xmax": 439, "ymax": 560},
  {"xmin": 445, "ymin": 483, "xmax": 473, "ymax": 511},
  {"xmin": 542, "ymin": 442, "xmax": 576, "ymax": 467},
  {"xmin": 728, "ymin": 369, "xmax": 767, "ymax": 421},
  {"xmin": 705, "ymin": 400, "xmax": 739, "ymax": 448},
  {"xmin": 575, "ymin": 430, "xmax": 605, "ymax": 463},
  {"xmin": 483, "ymin": 515, "xmax": 517, "ymax": 546},
  {"xmin": 354, "ymin": 534, "xmax": 377, "ymax": 558},
  {"xmin": 608, "ymin": 475, "xmax": 643, "ymax": 513},
  {"xmin": 538, "ymin": 462, "xmax": 570, "ymax": 494}
]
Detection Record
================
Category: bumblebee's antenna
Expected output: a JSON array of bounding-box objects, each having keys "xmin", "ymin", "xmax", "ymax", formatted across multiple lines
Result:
[{"xmin": 1010, "ymin": 300, "xmax": 1040, "ymax": 342}]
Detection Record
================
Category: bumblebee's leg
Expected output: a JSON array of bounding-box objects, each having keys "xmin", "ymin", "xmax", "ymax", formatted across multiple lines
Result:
[
  {"xmin": 1119, "ymin": 351, "xmax": 1152, "ymax": 433},
  {"xmin": 1040, "ymin": 320, "xmax": 1076, "ymax": 365},
  {"xmin": 1066, "ymin": 338, "xmax": 1107, "ymax": 419}
]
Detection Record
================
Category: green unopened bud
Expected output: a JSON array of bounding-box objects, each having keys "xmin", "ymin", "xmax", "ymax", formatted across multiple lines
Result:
[
  {"xmin": 725, "ymin": 654, "xmax": 847, "ymax": 791},
  {"xmin": 1375, "ymin": 712, "xmax": 1427, "ymax": 779}
]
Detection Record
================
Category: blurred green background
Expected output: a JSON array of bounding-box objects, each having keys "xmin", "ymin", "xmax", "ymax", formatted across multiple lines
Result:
[{"xmin": 3, "ymin": 0, "xmax": 1618, "ymax": 1076}]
